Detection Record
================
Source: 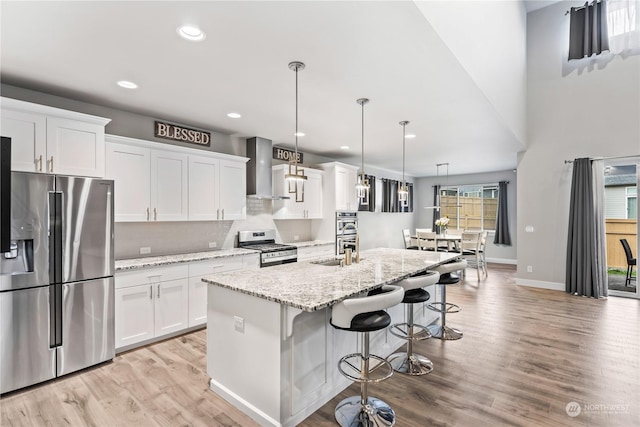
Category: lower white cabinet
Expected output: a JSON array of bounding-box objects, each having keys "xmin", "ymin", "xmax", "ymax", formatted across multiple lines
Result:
[
  {"xmin": 115, "ymin": 254, "xmax": 259, "ymax": 351},
  {"xmin": 115, "ymin": 265, "xmax": 189, "ymax": 350}
]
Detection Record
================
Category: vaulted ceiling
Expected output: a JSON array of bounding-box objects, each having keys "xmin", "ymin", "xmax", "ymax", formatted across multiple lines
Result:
[{"xmin": 1, "ymin": 1, "xmax": 537, "ymax": 177}]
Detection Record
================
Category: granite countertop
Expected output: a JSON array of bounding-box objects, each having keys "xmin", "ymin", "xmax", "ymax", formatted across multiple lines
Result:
[
  {"xmin": 286, "ymin": 240, "xmax": 334, "ymax": 248},
  {"xmin": 202, "ymin": 248, "xmax": 459, "ymax": 312},
  {"xmin": 115, "ymin": 248, "xmax": 258, "ymax": 271}
]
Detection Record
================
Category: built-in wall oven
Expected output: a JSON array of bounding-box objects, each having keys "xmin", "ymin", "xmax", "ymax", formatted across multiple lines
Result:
[
  {"xmin": 237, "ymin": 230, "xmax": 297, "ymax": 268},
  {"xmin": 335, "ymin": 211, "xmax": 358, "ymax": 255}
]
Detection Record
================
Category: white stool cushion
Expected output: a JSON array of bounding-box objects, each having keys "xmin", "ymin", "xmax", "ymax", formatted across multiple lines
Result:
[
  {"xmin": 396, "ymin": 271, "xmax": 440, "ymax": 291},
  {"xmin": 331, "ymin": 285, "xmax": 404, "ymax": 329},
  {"xmin": 434, "ymin": 260, "xmax": 468, "ymax": 275}
]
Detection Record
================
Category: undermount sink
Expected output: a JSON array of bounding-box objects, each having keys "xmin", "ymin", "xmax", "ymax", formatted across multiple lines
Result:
[
  {"xmin": 311, "ymin": 257, "xmax": 364, "ymax": 266},
  {"xmin": 312, "ymin": 258, "xmax": 343, "ymax": 267}
]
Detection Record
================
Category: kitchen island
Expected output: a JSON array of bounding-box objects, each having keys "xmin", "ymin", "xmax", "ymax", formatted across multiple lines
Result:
[{"xmin": 202, "ymin": 248, "xmax": 459, "ymax": 427}]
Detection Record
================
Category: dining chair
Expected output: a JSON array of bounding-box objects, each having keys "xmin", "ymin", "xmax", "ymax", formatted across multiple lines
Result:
[
  {"xmin": 402, "ymin": 229, "xmax": 418, "ymax": 250},
  {"xmin": 416, "ymin": 231, "xmax": 437, "ymax": 251},
  {"xmin": 460, "ymin": 231, "xmax": 483, "ymax": 281}
]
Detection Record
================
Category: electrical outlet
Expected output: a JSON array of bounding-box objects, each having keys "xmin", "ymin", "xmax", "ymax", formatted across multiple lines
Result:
[
  {"xmin": 139, "ymin": 247, "xmax": 151, "ymax": 255},
  {"xmin": 293, "ymin": 235, "xmax": 299, "ymax": 241},
  {"xmin": 209, "ymin": 242, "xmax": 217, "ymax": 248},
  {"xmin": 527, "ymin": 266, "xmax": 533, "ymax": 273},
  {"xmin": 234, "ymin": 316, "xmax": 245, "ymax": 333},
  {"xmin": 525, "ymin": 226, "xmax": 534, "ymax": 233}
]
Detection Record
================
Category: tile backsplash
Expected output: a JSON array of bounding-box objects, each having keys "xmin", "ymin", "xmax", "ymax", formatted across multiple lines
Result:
[{"xmin": 114, "ymin": 200, "xmax": 314, "ymax": 259}]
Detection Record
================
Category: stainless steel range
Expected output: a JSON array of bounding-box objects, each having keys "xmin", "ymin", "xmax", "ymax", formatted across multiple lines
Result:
[{"xmin": 238, "ymin": 230, "xmax": 297, "ymax": 267}]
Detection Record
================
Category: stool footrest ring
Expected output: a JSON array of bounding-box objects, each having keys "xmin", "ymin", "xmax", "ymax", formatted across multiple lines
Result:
[
  {"xmin": 389, "ymin": 322, "xmax": 431, "ymax": 341},
  {"xmin": 338, "ymin": 353, "xmax": 394, "ymax": 383},
  {"xmin": 427, "ymin": 301, "xmax": 461, "ymax": 314}
]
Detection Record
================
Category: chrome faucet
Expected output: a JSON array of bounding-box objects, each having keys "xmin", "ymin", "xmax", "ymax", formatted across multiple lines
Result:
[{"xmin": 340, "ymin": 223, "xmax": 360, "ymax": 264}]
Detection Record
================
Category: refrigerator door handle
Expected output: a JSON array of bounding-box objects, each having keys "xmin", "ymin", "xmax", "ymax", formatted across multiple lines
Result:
[
  {"xmin": 48, "ymin": 192, "xmax": 63, "ymax": 285},
  {"xmin": 49, "ymin": 284, "xmax": 62, "ymax": 347}
]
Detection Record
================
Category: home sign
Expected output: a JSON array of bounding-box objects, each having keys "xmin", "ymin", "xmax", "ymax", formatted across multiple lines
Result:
[{"xmin": 273, "ymin": 146, "xmax": 303, "ymax": 163}]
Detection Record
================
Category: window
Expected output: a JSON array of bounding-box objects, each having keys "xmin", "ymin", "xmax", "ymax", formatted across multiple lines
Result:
[
  {"xmin": 627, "ymin": 186, "xmax": 637, "ymax": 219},
  {"xmin": 440, "ymin": 184, "xmax": 498, "ymax": 231},
  {"xmin": 607, "ymin": 0, "xmax": 640, "ymax": 53}
]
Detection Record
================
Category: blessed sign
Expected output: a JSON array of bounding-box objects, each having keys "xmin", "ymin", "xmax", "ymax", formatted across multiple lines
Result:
[
  {"xmin": 154, "ymin": 121, "xmax": 211, "ymax": 146},
  {"xmin": 273, "ymin": 146, "xmax": 303, "ymax": 163}
]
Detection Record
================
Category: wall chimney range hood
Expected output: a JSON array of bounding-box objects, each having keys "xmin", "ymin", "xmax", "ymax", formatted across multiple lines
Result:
[{"xmin": 246, "ymin": 137, "xmax": 290, "ymax": 200}]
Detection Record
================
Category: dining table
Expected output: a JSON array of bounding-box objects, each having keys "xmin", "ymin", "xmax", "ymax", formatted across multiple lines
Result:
[{"xmin": 412, "ymin": 233, "xmax": 463, "ymax": 252}]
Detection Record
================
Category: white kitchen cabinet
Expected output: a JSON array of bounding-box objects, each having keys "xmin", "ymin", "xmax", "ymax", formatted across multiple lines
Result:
[
  {"xmin": 106, "ymin": 135, "xmax": 247, "ymax": 222},
  {"xmin": 1, "ymin": 97, "xmax": 110, "ymax": 177},
  {"xmin": 272, "ymin": 165, "xmax": 323, "ymax": 219},
  {"xmin": 114, "ymin": 265, "xmax": 189, "ymax": 350},
  {"xmin": 106, "ymin": 143, "xmax": 151, "ymax": 222},
  {"xmin": 333, "ymin": 164, "xmax": 359, "ymax": 211},
  {"xmin": 218, "ymin": 160, "xmax": 246, "ymax": 220},
  {"xmin": 150, "ymin": 150, "xmax": 188, "ymax": 221}
]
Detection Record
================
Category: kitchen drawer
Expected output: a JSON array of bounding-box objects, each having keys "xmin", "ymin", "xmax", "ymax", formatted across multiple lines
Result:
[
  {"xmin": 115, "ymin": 264, "xmax": 189, "ymax": 289},
  {"xmin": 189, "ymin": 256, "xmax": 245, "ymax": 277}
]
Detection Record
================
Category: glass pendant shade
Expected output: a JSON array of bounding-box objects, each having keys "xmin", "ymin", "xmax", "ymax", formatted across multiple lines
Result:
[{"xmin": 287, "ymin": 61, "xmax": 307, "ymax": 202}]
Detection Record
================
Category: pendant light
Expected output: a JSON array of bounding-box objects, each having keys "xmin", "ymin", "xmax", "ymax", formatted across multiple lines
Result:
[
  {"xmin": 424, "ymin": 163, "xmax": 444, "ymax": 211},
  {"xmin": 398, "ymin": 121, "xmax": 409, "ymax": 207},
  {"xmin": 284, "ymin": 61, "xmax": 307, "ymax": 202},
  {"xmin": 355, "ymin": 98, "xmax": 370, "ymax": 206}
]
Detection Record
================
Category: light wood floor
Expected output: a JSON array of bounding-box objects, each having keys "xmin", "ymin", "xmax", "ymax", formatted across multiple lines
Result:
[{"xmin": 1, "ymin": 264, "xmax": 638, "ymax": 426}]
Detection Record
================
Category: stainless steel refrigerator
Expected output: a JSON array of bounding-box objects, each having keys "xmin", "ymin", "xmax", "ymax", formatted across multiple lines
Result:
[{"xmin": 0, "ymin": 171, "xmax": 115, "ymax": 394}]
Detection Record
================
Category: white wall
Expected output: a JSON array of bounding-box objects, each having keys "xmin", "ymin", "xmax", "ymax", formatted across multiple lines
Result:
[
  {"xmin": 414, "ymin": 0, "xmax": 527, "ymax": 145},
  {"xmin": 520, "ymin": 2, "xmax": 640, "ymax": 289},
  {"xmin": 415, "ymin": 169, "xmax": 517, "ymax": 263}
]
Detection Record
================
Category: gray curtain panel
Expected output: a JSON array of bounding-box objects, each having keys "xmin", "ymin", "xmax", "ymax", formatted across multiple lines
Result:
[
  {"xmin": 382, "ymin": 178, "xmax": 398, "ymax": 213},
  {"xmin": 566, "ymin": 158, "xmax": 606, "ymax": 298},
  {"xmin": 493, "ymin": 181, "xmax": 512, "ymax": 245},
  {"xmin": 568, "ymin": 0, "xmax": 610, "ymax": 60},
  {"xmin": 432, "ymin": 184, "xmax": 440, "ymax": 230}
]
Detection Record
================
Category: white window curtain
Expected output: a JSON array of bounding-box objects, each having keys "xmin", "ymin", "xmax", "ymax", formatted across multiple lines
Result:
[{"xmin": 607, "ymin": 0, "xmax": 640, "ymax": 54}]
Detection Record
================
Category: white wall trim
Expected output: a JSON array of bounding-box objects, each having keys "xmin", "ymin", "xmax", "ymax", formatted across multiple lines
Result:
[
  {"xmin": 486, "ymin": 257, "xmax": 517, "ymax": 265},
  {"xmin": 516, "ymin": 278, "xmax": 564, "ymax": 291}
]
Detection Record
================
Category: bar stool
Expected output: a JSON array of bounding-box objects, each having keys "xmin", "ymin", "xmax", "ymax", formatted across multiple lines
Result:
[
  {"xmin": 387, "ymin": 270, "xmax": 440, "ymax": 375},
  {"xmin": 330, "ymin": 284, "xmax": 405, "ymax": 427},
  {"xmin": 427, "ymin": 259, "xmax": 467, "ymax": 340}
]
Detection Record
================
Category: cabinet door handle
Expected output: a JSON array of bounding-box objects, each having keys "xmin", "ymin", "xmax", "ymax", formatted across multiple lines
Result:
[
  {"xmin": 146, "ymin": 207, "xmax": 150, "ymax": 221},
  {"xmin": 149, "ymin": 285, "xmax": 153, "ymax": 300},
  {"xmin": 221, "ymin": 209, "xmax": 224, "ymax": 220},
  {"xmin": 153, "ymin": 208, "xmax": 157, "ymax": 221},
  {"xmin": 38, "ymin": 155, "xmax": 43, "ymax": 172},
  {"xmin": 157, "ymin": 284, "xmax": 160, "ymax": 299},
  {"xmin": 49, "ymin": 156, "xmax": 54, "ymax": 173}
]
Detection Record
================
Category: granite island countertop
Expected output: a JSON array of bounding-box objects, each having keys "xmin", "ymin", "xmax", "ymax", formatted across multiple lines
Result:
[
  {"xmin": 202, "ymin": 248, "xmax": 459, "ymax": 312},
  {"xmin": 115, "ymin": 248, "xmax": 258, "ymax": 271}
]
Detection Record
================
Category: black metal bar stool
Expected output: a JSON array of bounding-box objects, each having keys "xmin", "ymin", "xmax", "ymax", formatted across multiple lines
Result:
[
  {"xmin": 330, "ymin": 284, "xmax": 404, "ymax": 427},
  {"xmin": 427, "ymin": 259, "xmax": 467, "ymax": 340},
  {"xmin": 387, "ymin": 270, "xmax": 440, "ymax": 375}
]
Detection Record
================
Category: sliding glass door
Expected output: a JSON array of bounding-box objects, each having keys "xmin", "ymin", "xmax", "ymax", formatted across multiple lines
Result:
[{"xmin": 604, "ymin": 159, "xmax": 638, "ymax": 298}]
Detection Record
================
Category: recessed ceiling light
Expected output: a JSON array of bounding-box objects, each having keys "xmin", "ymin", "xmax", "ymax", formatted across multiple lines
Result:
[
  {"xmin": 177, "ymin": 25, "xmax": 206, "ymax": 42},
  {"xmin": 227, "ymin": 112, "xmax": 242, "ymax": 118},
  {"xmin": 406, "ymin": 134, "xmax": 416, "ymax": 139},
  {"xmin": 294, "ymin": 132, "xmax": 305, "ymax": 137},
  {"xmin": 117, "ymin": 80, "xmax": 138, "ymax": 89},
  {"xmin": 340, "ymin": 146, "xmax": 350, "ymax": 150}
]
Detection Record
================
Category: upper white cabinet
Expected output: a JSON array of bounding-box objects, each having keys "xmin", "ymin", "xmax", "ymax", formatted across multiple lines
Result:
[
  {"xmin": 1, "ymin": 97, "xmax": 110, "ymax": 177},
  {"xmin": 318, "ymin": 162, "xmax": 359, "ymax": 212},
  {"xmin": 272, "ymin": 165, "xmax": 323, "ymax": 219},
  {"xmin": 105, "ymin": 135, "xmax": 247, "ymax": 222}
]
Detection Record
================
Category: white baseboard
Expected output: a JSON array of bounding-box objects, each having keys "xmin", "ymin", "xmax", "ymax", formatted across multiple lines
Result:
[
  {"xmin": 209, "ymin": 379, "xmax": 282, "ymax": 427},
  {"xmin": 486, "ymin": 257, "xmax": 517, "ymax": 265},
  {"xmin": 516, "ymin": 278, "xmax": 565, "ymax": 291}
]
